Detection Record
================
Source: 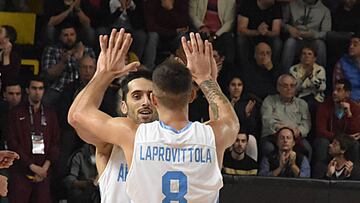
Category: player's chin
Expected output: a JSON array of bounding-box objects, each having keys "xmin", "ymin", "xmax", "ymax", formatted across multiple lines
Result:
[{"xmin": 138, "ymin": 114, "xmax": 154, "ymax": 123}]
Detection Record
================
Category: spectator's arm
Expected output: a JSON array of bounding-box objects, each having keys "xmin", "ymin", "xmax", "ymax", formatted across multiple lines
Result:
[
  {"xmin": 48, "ymin": 6, "xmax": 73, "ymax": 26},
  {"xmin": 312, "ymin": 9, "xmax": 331, "ymax": 39},
  {"xmin": 261, "ymin": 96, "xmax": 278, "ymax": 136},
  {"xmin": 76, "ymin": 8, "xmax": 91, "ymax": 27},
  {"xmin": 299, "ymin": 156, "xmax": 311, "ymax": 177},
  {"xmin": 297, "ymin": 100, "xmax": 311, "ymax": 138},
  {"xmin": 41, "ymin": 47, "xmax": 66, "ymax": 80},
  {"xmin": 316, "ymin": 102, "xmax": 334, "ymax": 139},
  {"xmin": 266, "ymin": 19, "xmax": 282, "ymax": 37},
  {"xmin": 310, "ymin": 66, "xmax": 326, "ymax": 92},
  {"xmin": 258, "ymin": 157, "xmax": 275, "ymax": 176},
  {"xmin": 215, "ymin": 1, "xmax": 236, "ymax": 36},
  {"xmin": 189, "ymin": 0, "xmax": 204, "ymax": 29},
  {"xmin": 237, "ymin": 15, "xmax": 259, "ymax": 36}
]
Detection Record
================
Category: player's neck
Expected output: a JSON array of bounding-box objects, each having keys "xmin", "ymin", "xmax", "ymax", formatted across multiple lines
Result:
[{"xmin": 158, "ymin": 107, "xmax": 189, "ymax": 131}]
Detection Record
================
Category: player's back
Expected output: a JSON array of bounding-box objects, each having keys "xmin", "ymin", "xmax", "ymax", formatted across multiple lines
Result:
[{"xmin": 126, "ymin": 121, "xmax": 223, "ymax": 203}]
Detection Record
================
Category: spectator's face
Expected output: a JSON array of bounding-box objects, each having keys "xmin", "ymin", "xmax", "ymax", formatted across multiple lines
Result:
[
  {"xmin": 349, "ymin": 37, "xmax": 360, "ymax": 57},
  {"xmin": 260, "ymin": 0, "xmax": 275, "ymax": 8},
  {"xmin": 59, "ymin": 27, "xmax": 77, "ymax": 49},
  {"xmin": 232, "ymin": 133, "xmax": 248, "ymax": 154},
  {"xmin": 344, "ymin": 0, "xmax": 357, "ymax": 8},
  {"xmin": 300, "ymin": 48, "xmax": 316, "ymax": 66},
  {"xmin": 79, "ymin": 57, "xmax": 96, "ymax": 84},
  {"xmin": 328, "ymin": 139, "xmax": 343, "ymax": 157},
  {"xmin": 277, "ymin": 129, "xmax": 295, "ymax": 151},
  {"xmin": 121, "ymin": 78, "xmax": 158, "ymax": 124},
  {"xmin": 27, "ymin": 81, "xmax": 44, "ymax": 104},
  {"xmin": 0, "ymin": 26, "xmax": 7, "ymax": 45},
  {"xmin": 3, "ymin": 85, "xmax": 22, "ymax": 107},
  {"xmin": 255, "ymin": 43, "xmax": 272, "ymax": 67},
  {"xmin": 332, "ymin": 84, "xmax": 350, "ymax": 103},
  {"xmin": 277, "ymin": 76, "xmax": 297, "ymax": 100},
  {"xmin": 228, "ymin": 77, "xmax": 243, "ymax": 99}
]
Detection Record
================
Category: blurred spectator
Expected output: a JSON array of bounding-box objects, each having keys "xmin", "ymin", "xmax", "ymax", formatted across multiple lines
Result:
[
  {"xmin": 41, "ymin": 23, "xmax": 95, "ymax": 106},
  {"xmin": 281, "ymin": 0, "xmax": 331, "ymax": 70},
  {"xmin": 0, "ymin": 150, "xmax": 20, "ymax": 197},
  {"xmin": 333, "ymin": 32, "xmax": 360, "ymax": 103},
  {"xmin": 261, "ymin": 74, "xmax": 312, "ymax": 159},
  {"xmin": 324, "ymin": 135, "xmax": 360, "ymax": 180},
  {"xmin": 313, "ymin": 79, "xmax": 360, "ymax": 177},
  {"xmin": 109, "ymin": 0, "xmax": 135, "ymax": 31},
  {"xmin": 0, "ymin": 25, "xmax": 20, "ymax": 85},
  {"xmin": 241, "ymin": 42, "xmax": 281, "ymax": 100},
  {"xmin": 259, "ymin": 127, "xmax": 311, "ymax": 177},
  {"xmin": 227, "ymin": 75, "xmax": 260, "ymax": 138},
  {"xmin": 289, "ymin": 45, "xmax": 326, "ymax": 125},
  {"xmin": 189, "ymin": 0, "xmax": 236, "ymax": 64},
  {"xmin": 0, "ymin": 0, "xmax": 29, "ymax": 11},
  {"xmin": 46, "ymin": 0, "xmax": 95, "ymax": 46},
  {"xmin": 7, "ymin": 76, "xmax": 60, "ymax": 203},
  {"xmin": 0, "ymin": 82, "xmax": 22, "ymax": 150},
  {"xmin": 64, "ymin": 144, "xmax": 99, "ymax": 203},
  {"xmin": 222, "ymin": 132, "xmax": 258, "ymax": 175},
  {"xmin": 237, "ymin": 0, "xmax": 282, "ymax": 66},
  {"xmin": 143, "ymin": 0, "xmax": 189, "ymax": 69}
]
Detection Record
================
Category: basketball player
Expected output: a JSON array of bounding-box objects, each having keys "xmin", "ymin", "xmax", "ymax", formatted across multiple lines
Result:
[
  {"xmin": 95, "ymin": 70, "xmax": 158, "ymax": 202},
  {"xmin": 68, "ymin": 29, "xmax": 239, "ymax": 202}
]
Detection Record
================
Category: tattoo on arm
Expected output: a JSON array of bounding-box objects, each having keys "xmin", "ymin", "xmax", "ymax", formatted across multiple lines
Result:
[{"xmin": 199, "ymin": 80, "xmax": 231, "ymax": 119}]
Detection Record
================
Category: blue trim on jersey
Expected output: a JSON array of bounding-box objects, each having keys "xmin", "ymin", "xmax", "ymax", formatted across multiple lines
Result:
[{"xmin": 159, "ymin": 121, "xmax": 193, "ymax": 134}]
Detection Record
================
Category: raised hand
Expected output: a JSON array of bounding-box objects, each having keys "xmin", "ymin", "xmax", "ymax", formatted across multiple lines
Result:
[
  {"xmin": 0, "ymin": 150, "xmax": 19, "ymax": 169},
  {"xmin": 181, "ymin": 32, "xmax": 213, "ymax": 84},
  {"xmin": 327, "ymin": 158, "xmax": 337, "ymax": 177},
  {"xmin": 96, "ymin": 28, "xmax": 140, "ymax": 78}
]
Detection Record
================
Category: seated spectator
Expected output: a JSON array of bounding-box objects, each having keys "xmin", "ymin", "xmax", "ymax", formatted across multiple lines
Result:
[
  {"xmin": 46, "ymin": 0, "xmax": 95, "ymax": 46},
  {"xmin": 281, "ymin": 0, "xmax": 330, "ymax": 70},
  {"xmin": 261, "ymin": 74, "xmax": 312, "ymax": 159},
  {"xmin": 313, "ymin": 79, "xmax": 360, "ymax": 177},
  {"xmin": 189, "ymin": 0, "xmax": 236, "ymax": 64},
  {"xmin": 237, "ymin": 0, "xmax": 282, "ymax": 66},
  {"xmin": 325, "ymin": 134, "xmax": 360, "ymax": 180},
  {"xmin": 0, "ymin": 25, "xmax": 20, "ymax": 85},
  {"xmin": 259, "ymin": 127, "xmax": 311, "ymax": 177},
  {"xmin": 0, "ymin": 81, "xmax": 22, "ymax": 149},
  {"xmin": 143, "ymin": 0, "xmax": 190, "ymax": 69},
  {"xmin": 241, "ymin": 42, "xmax": 281, "ymax": 100},
  {"xmin": 333, "ymin": 32, "xmax": 360, "ymax": 103},
  {"xmin": 0, "ymin": 0, "xmax": 28, "ymax": 11},
  {"xmin": 327, "ymin": 0, "xmax": 360, "ymax": 70},
  {"xmin": 228, "ymin": 75, "xmax": 260, "ymax": 138},
  {"xmin": 222, "ymin": 132, "xmax": 258, "ymax": 175},
  {"xmin": 289, "ymin": 45, "xmax": 326, "ymax": 112},
  {"xmin": 41, "ymin": 23, "xmax": 95, "ymax": 106},
  {"xmin": 64, "ymin": 144, "xmax": 99, "ymax": 203}
]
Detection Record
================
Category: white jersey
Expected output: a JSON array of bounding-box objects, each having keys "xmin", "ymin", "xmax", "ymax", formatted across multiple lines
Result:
[
  {"xmin": 98, "ymin": 145, "xmax": 131, "ymax": 203},
  {"xmin": 126, "ymin": 121, "xmax": 223, "ymax": 203}
]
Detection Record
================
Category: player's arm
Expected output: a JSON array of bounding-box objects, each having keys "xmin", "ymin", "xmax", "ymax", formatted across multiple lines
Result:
[
  {"xmin": 95, "ymin": 143, "xmax": 113, "ymax": 176},
  {"xmin": 68, "ymin": 29, "xmax": 140, "ymax": 148},
  {"xmin": 181, "ymin": 33, "xmax": 239, "ymax": 152}
]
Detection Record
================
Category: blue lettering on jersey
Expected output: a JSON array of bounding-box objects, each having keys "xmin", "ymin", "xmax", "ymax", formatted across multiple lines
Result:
[
  {"xmin": 117, "ymin": 163, "xmax": 128, "ymax": 182},
  {"xmin": 138, "ymin": 145, "xmax": 212, "ymax": 164}
]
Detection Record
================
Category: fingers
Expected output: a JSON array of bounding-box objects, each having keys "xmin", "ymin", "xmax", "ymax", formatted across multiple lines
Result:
[
  {"xmin": 99, "ymin": 35, "xmax": 108, "ymax": 53},
  {"xmin": 124, "ymin": 62, "xmax": 141, "ymax": 74},
  {"xmin": 0, "ymin": 151, "xmax": 20, "ymax": 160},
  {"xmin": 181, "ymin": 36, "xmax": 190, "ymax": 57},
  {"xmin": 189, "ymin": 32, "xmax": 199, "ymax": 53},
  {"xmin": 114, "ymin": 28, "xmax": 126, "ymax": 52},
  {"xmin": 108, "ymin": 29, "xmax": 117, "ymax": 51},
  {"xmin": 196, "ymin": 33, "xmax": 204, "ymax": 53},
  {"xmin": 118, "ymin": 33, "xmax": 133, "ymax": 59}
]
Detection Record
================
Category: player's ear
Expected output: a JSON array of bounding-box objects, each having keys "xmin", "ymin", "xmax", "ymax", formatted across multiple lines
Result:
[
  {"xmin": 150, "ymin": 92, "xmax": 158, "ymax": 106},
  {"xmin": 120, "ymin": 101, "xmax": 128, "ymax": 115},
  {"xmin": 189, "ymin": 87, "xmax": 197, "ymax": 103}
]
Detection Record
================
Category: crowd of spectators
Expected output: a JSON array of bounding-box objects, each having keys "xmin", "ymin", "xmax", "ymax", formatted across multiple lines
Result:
[{"xmin": 0, "ymin": 0, "xmax": 360, "ymax": 202}]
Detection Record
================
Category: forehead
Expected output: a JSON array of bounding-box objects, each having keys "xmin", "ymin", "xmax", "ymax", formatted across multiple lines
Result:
[
  {"xmin": 280, "ymin": 76, "xmax": 295, "ymax": 84},
  {"xmin": 335, "ymin": 84, "xmax": 345, "ymax": 90},
  {"xmin": 351, "ymin": 38, "xmax": 360, "ymax": 43},
  {"xmin": 230, "ymin": 77, "xmax": 242, "ymax": 84},
  {"xmin": 302, "ymin": 48, "xmax": 314, "ymax": 53},
  {"xmin": 5, "ymin": 85, "xmax": 21, "ymax": 92},
  {"xmin": 236, "ymin": 133, "xmax": 247, "ymax": 140},
  {"xmin": 61, "ymin": 27, "xmax": 76, "ymax": 35},
  {"xmin": 29, "ymin": 81, "xmax": 44, "ymax": 87},
  {"xmin": 127, "ymin": 78, "xmax": 153, "ymax": 94},
  {"xmin": 256, "ymin": 43, "xmax": 271, "ymax": 52},
  {"xmin": 278, "ymin": 129, "xmax": 294, "ymax": 138}
]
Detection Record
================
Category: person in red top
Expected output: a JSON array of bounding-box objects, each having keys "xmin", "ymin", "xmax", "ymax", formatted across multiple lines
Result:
[
  {"xmin": 313, "ymin": 79, "xmax": 360, "ymax": 178},
  {"xmin": 7, "ymin": 76, "xmax": 60, "ymax": 203}
]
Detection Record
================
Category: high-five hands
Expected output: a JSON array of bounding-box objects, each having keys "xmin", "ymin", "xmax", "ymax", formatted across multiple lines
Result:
[
  {"xmin": 96, "ymin": 28, "xmax": 140, "ymax": 79},
  {"xmin": 181, "ymin": 32, "xmax": 217, "ymax": 83}
]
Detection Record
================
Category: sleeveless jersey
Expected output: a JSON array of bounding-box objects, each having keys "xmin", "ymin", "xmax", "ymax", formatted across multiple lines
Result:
[
  {"xmin": 126, "ymin": 121, "xmax": 223, "ymax": 203},
  {"xmin": 98, "ymin": 145, "xmax": 131, "ymax": 203}
]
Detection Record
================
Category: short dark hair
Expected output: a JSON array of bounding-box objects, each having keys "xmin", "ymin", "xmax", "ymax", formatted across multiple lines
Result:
[
  {"xmin": 119, "ymin": 69, "xmax": 152, "ymax": 101},
  {"xmin": 335, "ymin": 79, "xmax": 352, "ymax": 92},
  {"xmin": 301, "ymin": 44, "xmax": 317, "ymax": 57},
  {"xmin": 27, "ymin": 76, "xmax": 45, "ymax": 88},
  {"xmin": 2, "ymin": 80, "xmax": 21, "ymax": 94},
  {"xmin": 2, "ymin": 25, "xmax": 17, "ymax": 44},
  {"xmin": 333, "ymin": 134, "xmax": 355, "ymax": 159},
  {"xmin": 58, "ymin": 22, "xmax": 77, "ymax": 36},
  {"xmin": 152, "ymin": 59, "xmax": 192, "ymax": 109}
]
